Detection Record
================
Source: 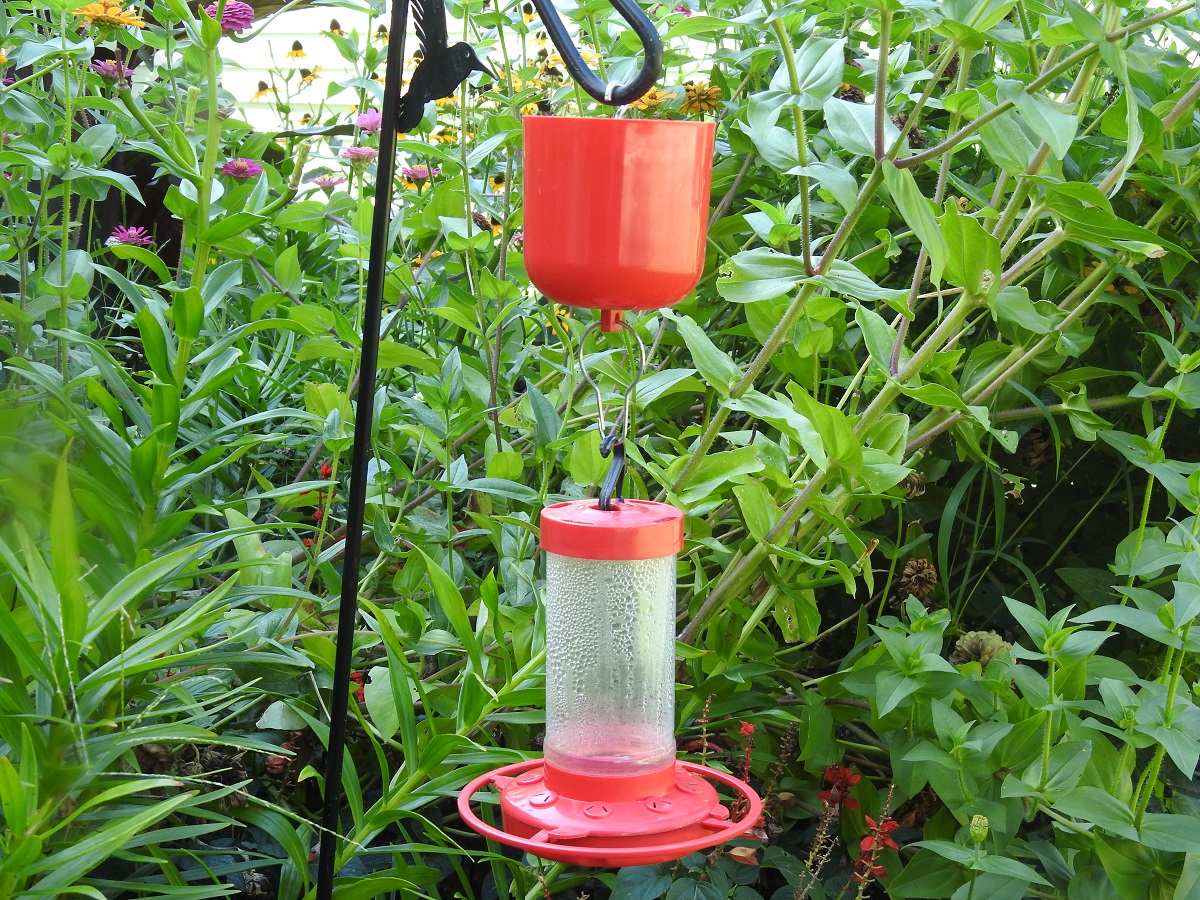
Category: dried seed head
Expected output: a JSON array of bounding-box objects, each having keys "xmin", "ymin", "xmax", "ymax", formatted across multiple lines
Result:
[
  {"xmin": 949, "ymin": 630, "xmax": 1011, "ymax": 668},
  {"xmin": 897, "ymin": 558, "xmax": 938, "ymax": 600}
]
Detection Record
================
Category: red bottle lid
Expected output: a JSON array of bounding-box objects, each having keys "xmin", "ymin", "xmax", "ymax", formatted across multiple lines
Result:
[{"xmin": 540, "ymin": 499, "xmax": 683, "ymax": 560}]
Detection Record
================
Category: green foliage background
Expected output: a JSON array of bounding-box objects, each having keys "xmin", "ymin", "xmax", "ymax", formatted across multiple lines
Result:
[{"xmin": 1, "ymin": 0, "xmax": 1199, "ymax": 896}]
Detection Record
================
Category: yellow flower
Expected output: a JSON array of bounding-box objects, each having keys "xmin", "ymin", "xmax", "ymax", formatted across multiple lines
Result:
[
  {"xmin": 251, "ymin": 80, "xmax": 272, "ymax": 101},
  {"xmin": 299, "ymin": 113, "xmax": 313, "ymax": 126},
  {"xmin": 680, "ymin": 80, "xmax": 721, "ymax": 115},
  {"xmin": 489, "ymin": 173, "xmax": 505, "ymax": 192},
  {"xmin": 631, "ymin": 86, "xmax": 676, "ymax": 110},
  {"xmin": 374, "ymin": 24, "xmax": 388, "ymax": 42},
  {"xmin": 287, "ymin": 40, "xmax": 305, "ymax": 60},
  {"xmin": 434, "ymin": 95, "xmax": 456, "ymax": 107},
  {"xmin": 0, "ymin": 51, "xmax": 7, "ymax": 65},
  {"xmin": 73, "ymin": 2, "xmax": 145, "ymax": 28},
  {"xmin": 299, "ymin": 66, "xmax": 321, "ymax": 85},
  {"xmin": 522, "ymin": 2, "xmax": 536, "ymax": 22},
  {"xmin": 327, "ymin": 18, "xmax": 342, "ymax": 35}
]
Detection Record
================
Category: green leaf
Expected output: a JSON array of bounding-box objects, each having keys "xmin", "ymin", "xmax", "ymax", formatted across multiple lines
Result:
[
  {"xmin": 663, "ymin": 309, "xmax": 743, "ymax": 395},
  {"xmin": 883, "ymin": 161, "xmax": 948, "ymax": 285},
  {"xmin": 611, "ymin": 865, "xmax": 673, "ymax": 900},
  {"xmin": 274, "ymin": 244, "xmax": 303, "ymax": 294},
  {"xmin": 526, "ymin": 384, "xmax": 561, "ymax": 448},
  {"xmin": 1053, "ymin": 787, "xmax": 1138, "ymax": 839},
  {"xmin": 771, "ymin": 35, "xmax": 846, "ymax": 110},
  {"xmin": 998, "ymin": 78, "xmax": 1077, "ymax": 159},
  {"xmin": 938, "ymin": 200, "xmax": 1002, "ymax": 299},
  {"xmin": 824, "ymin": 97, "xmax": 897, "ymax": 158},
  {"xmin": 200, "ymin": 211, "xmax": 266, "ymax": 243},
  {"xmin": 415, "ymin": 549, "xmax": 482, "ymax": 673},
  {"xmin": 377, "ymin": 341, "xmax": 438, "ymax": 373}
]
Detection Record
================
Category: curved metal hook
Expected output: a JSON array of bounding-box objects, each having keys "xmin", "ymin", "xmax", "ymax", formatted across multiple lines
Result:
[
  {"xmin": 578, "ymin": 320, "xmax": 648, "ymax": 510},
  {"xmin": 528, "ymin": 0, "xmax": 663, "ymax": 106}
]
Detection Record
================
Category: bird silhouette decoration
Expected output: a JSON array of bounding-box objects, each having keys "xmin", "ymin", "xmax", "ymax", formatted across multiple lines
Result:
[{"xmin": 396, "ymin": 0, "xmax": 491, "ymax": 134}]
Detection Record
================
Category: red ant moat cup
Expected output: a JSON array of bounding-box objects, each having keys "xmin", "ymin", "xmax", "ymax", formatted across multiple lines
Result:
[
  {"xmin": 458, "ymin": 499, "xmax": 762, "ymax": 867},
  {"xmin": 521, "ymin": 116, "xmax": 717, "ymax": 331}
]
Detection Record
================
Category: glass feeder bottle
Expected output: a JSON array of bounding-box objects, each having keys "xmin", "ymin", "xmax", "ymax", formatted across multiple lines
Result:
[{"xmin": 539, "ymin": 499, "xmax": 683, "ymax": 777}]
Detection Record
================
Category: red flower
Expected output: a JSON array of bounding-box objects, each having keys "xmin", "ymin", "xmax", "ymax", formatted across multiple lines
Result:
[
  {"xmin": 819, "ymin": 764, "xmax": 862, "ymax": 811},
  {"xmin": 739, "ymin": 721, "xmax": 756, "ymax": 737},
  {"xmin": 823, "ymin": 765, "xmax": 861, "ymax": 787},
  {"xmin": 853, "ymin": 857, "xmax": 888, "ymax": 882},
  {"xmin": 303, "ymin": 537, "xmax": 315, "ymax": 547},
  {"xmin": 319, "ymin": 462, "xmax": 333, "ymax": 479},
  {"xmin": 860, "ymin": 815, "xmax": 900, "ymax": 852},
  {"xmin": 348, "ymin": 671, "xmax": 365, "ymax": 702},
  {"xmin": 312, "ymin": 509, "xmax": 323, "ymax": 522}
]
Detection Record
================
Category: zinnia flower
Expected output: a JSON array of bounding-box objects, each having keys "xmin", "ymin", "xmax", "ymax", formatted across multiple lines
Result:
[
  {"xmin": 680, "ymin": 80, "xmax": 721, "ymax": 114},
  {"xmin": 287, "ymin": 40, "xmax": 305, "ymax": 59},
  {"xmin": 106, "ymin": 225, "xmax": 153, "ymax": 246},
  {"xmin": 630, "ymin": 86, "xmax": 676, "ymax": 110},
  {"xmin": 341, "ymin": 146, "xmax": 379, "ymax": 171},
  {"xmin": 310, "ymin": 174, "xmax": 346, "ymax": 191},
  {"xmin": 73, "ymin": 2, "xmax": 145, "ymax": 28},
  {"xmin": 401, "ymin": 164, "xmax": 438, "ymax": 182},
  {"xmin": 91, "ymin": 59, "xmax": 133, "ymax": 82},
  {"xmin": 204, "ymin": 0, "xmax": 254, "ymax": 33},
  {"xmin": 220, "ymin": 158, "xmax": 263, "ymax": 179},
  {"xmin": 355, "ymin": 108, "xmax": 382, "ymax": 133}
]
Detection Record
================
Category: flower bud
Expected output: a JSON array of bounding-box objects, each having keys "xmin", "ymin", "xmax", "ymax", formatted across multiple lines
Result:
[
  {"xmin": 183, "ymin": 85, "xmax": 201, "ymax": 133},
  {"xmin": 970, "ymin": 814, "xmax": 989, "ymax": 845}
]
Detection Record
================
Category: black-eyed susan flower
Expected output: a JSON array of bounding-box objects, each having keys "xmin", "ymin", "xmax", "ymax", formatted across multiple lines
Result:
[
  {"xmin": 251, "ymin": 79, "xmax": 271, "ymax": 101},
  {"xmin": 522, "ymin": 2, "xmax": 536, "ymax": 22},
  {"xmin": 287, "ymin": 40, "xmax": 305, "ymax": 60},
  {"xmin": 299, "ymin": 66, "xmax": 321, "ymax": 85},
  {"xmin": 489, "ymin": 173, "xmax": 505, "ymax": 192},
  {"xmin": 299, "ymin": 113, "xmax": 313, "ymax": 126},
  {"xmin": 327, "ymin": 18, "xmax": 342, "ymax": 35},
  {"xmin": 374, "ymin": 24, "xmax": 388, "ymax": 42},
  {"xmin": 680, "ymin": 80, "xmax": 721, "ymax": 114},
  {"xmin": 73, "ymin": 3, "xmax": 145, "ymax": 28},
  {"xmin": 631, "ymin": 86, "xmax": 676, "ymax": 111}
]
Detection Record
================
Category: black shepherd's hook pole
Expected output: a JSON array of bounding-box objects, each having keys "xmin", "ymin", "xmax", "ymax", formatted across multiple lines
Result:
[{"xmin": 315, "ymin": 0, "xmax": 408, "ymax": 896}]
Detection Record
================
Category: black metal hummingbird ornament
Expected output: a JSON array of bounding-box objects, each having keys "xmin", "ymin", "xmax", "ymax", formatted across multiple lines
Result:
[{"xmin": 396, "ymin": 0, "xmax": 492, "ymax": 133}]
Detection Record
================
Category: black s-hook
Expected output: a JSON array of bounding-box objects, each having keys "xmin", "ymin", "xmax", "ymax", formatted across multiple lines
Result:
[{"xmin": 527, "ymin": 0, "xmax": 663, "ymax": 106}]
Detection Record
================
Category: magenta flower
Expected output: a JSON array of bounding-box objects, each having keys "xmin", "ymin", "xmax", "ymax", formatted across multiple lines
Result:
[
  {"xmin": 673, "ymin": 4, "xmax": 693, "ymax": 14},
  {"xmin": 107, "ymin": 225, "xmax": 154, "ymax": 246},
  {"xmin": 401, "ymin": 164, "xmax": 439, "ymax": 182},
  {"xmin": 91, "ymin": 59, "xmax": 133, "ymax": 82},
  {"xmin": 220, "ymin": 158, "xmax": 263, "ymax": 179},
  {"xmin": 310, "ymin": 174, "xmax": 346, "ymax": 191},
  {"xmin": 355, "ymin": 108, "xmax": 383, "ymax": 134},
  {"xmin": 204, "ymin": 0, "xmax": 254, "ymax": 33}
]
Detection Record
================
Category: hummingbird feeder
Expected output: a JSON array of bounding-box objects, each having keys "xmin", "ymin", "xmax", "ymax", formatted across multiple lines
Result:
[
  {"xmin": 523, "ymin": 116, "xmax": 717, "ymax": 332},
  {"xmin": 458, "ymin": 500, "xmax": 762, "ymax": 866}
]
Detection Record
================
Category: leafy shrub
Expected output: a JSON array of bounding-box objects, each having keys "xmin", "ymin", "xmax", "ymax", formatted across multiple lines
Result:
[{"xmin": 1, "ymin": 0, "xmax": 1199, "ymax": 896}]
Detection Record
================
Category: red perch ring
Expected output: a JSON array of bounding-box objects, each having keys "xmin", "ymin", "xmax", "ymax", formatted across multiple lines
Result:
[{"xmin": 457, "ymin": 758, "xmax": 762, "ymax": 868}]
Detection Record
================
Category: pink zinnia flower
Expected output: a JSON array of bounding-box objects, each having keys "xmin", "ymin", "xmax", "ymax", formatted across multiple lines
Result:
[
  {"xmin": 204, "ymin": 0, "xmax": 254, "ymax": 33},
  {"xmin": 355, "ymin": 108, "xmax": 383, "ymax": 134},
  {"xmin": 341, "ymin": 146, "xmax": 379, "ymax": 171},
  {"xmin": 220, "ymin": 158, "xmax": 263, "ymax": 179},
  {"xmin": 91, "ymin": 59, "xmax": 133, "ymax": 82},
  {"xmin": 310, "ymin": 174, "xmax": 346, "ymax": 191},
  {"xmin": 107, "ymin": 225, "xmax": 154, "ymax": 246},
  {"xmin": 673, "ymin": 4, "xmax": 693, "ymax": 14},
  {"xmin": 401, "ymin": 164, "xmax": 439, "ymax": 182}
]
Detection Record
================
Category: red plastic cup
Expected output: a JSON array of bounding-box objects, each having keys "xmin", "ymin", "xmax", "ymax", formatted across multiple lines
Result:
[{"xmin": 522, "ymin": 116, "xmax": 716, "ymax": 329}]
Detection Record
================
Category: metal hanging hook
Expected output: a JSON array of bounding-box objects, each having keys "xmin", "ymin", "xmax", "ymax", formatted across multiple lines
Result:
[
  {"xmin": 527, "ymin": 0, "xmax": 663, "ymax": 106},
  {"xmin": 578, "ymin": 319, "xmax": 648, "ymax": 510}
]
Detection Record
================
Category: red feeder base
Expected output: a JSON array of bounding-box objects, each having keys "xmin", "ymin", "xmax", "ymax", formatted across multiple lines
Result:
[{"xmin": 457, "ymin": 759, "xmax": 762, "ymax": 867}]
